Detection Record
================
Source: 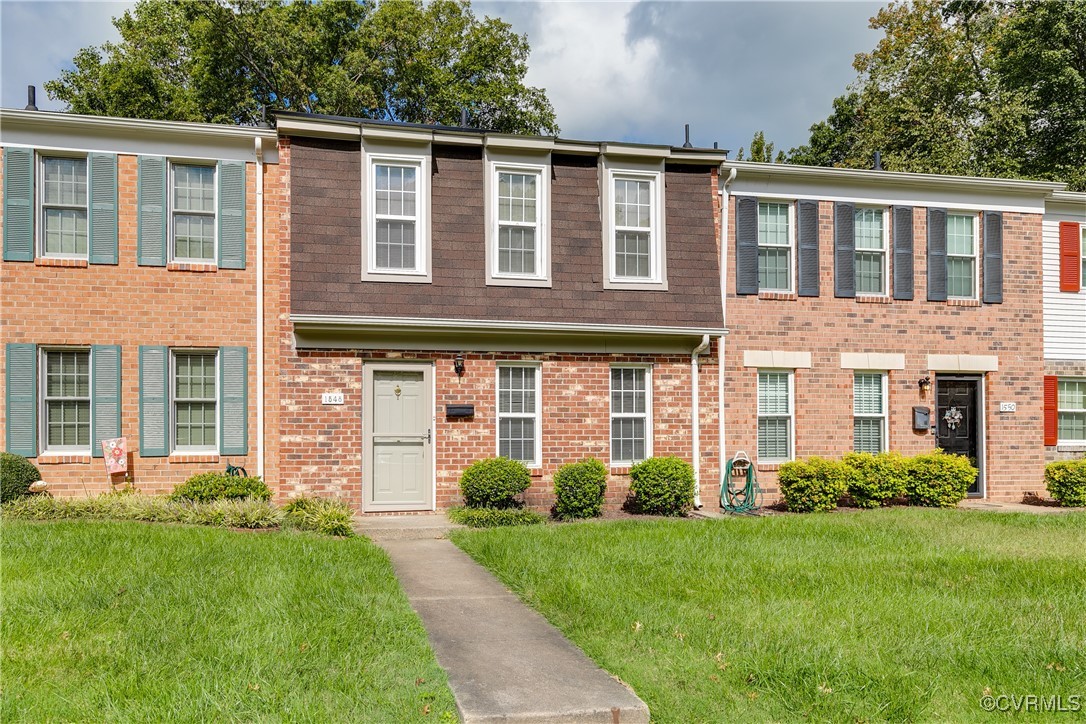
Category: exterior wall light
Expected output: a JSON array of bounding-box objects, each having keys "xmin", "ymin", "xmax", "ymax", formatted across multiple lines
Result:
[
  {"xmin": 454, "ymin": 355, "xmax": 465, "ymax": 377},
  {"xmin": 918, "ymin": 376, "xmax": 932, "ymax": 393}
]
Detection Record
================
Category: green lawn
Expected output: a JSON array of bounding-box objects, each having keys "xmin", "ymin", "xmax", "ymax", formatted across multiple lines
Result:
[
  {"xmin": 452, "ymin": 509, "xmax": 1086, "ymax": 722},
  {"xmin": 1, "ymin": 520, "xmax": 456, "ymax": 722}
]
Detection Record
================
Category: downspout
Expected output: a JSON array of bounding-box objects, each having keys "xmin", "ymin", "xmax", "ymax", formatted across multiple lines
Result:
[
  {"xmin": 254, "ymin": 135, "xmax": 265, "ymax": 478},
  {"xmin": 691, "ymin": 333, "xmax": 710, "ymax": 509},
  {"xmin": 719, "ymin": 166, "xmax": 737, "ymax": 505}
]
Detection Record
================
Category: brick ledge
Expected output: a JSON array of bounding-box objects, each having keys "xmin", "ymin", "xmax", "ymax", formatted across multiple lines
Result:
[
  {"xmin": 167, "ymin": 262, "xmax": 218, "ymax": 273},
  {"xmin": 169, "ymin": 453, "xmax": 221, "ymax": 464},
  {"xmin": 37, "ymin": 454, "xmax": 92, "ymax": 464},
  {"xmin": 856, "ymin": 295, "xmax": 892, "ymax": 304},
  {"xmin": 35, "ymin": 257, "xmax": 88, "ymax": 268},
  {"xmin": 947, "ymin": 298, "xmax": 981, "ymax": 307},
  {"xmin": 758, "ymin": 291, "xmax": 797, "ymax": 301}
]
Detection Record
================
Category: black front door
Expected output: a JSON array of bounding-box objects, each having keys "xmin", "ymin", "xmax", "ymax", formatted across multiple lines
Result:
[{"xmin": 936, "ymin": 376, "xmax": 981, "ymax": 495}]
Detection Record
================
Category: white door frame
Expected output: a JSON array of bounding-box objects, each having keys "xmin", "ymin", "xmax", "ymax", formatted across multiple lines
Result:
[{"xmin": 361, "ymin": 361, "xmax": 436, "ymax": 512}]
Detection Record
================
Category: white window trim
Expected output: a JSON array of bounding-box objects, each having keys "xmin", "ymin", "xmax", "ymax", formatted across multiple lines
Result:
[
  {"xmin": 168, "ymin": 160, "xmax": 219, "ymax": 265},
  {"xmin": 495, "ymin": 361, "xmax": 542, "ymax": 468},
  {"xmin": 1057, "ymin": 377, "xmax": 1086, "ymax": 446},
  {"xmin": 361, "ymin": 145, "xmax": 432, "ymax": 283},
  {"xmin": 757, "ymin": 369, "xmax": 794, "ymax": 463},
  {"xmin": 854, "ymin": 206, "xmax": 890, "ymax": 297},
  {"xmin": 756, "ymin": 198, "xmax": 796, "ymax": 294},
  {"xmin": 36, "ymin": 151, "xmax": 89, "ymax": 261},
  {"xmin": 38, "ymin": 346, "xmax": 92, "ymax": 455},
  {"xmin": 485, "ymin": 152, "xmax": 551, "ymax": 287},
  {"xmin": 853, "ymin": 371, "xmax": 888, "ymax": 453},
  {"xmin": 609, "ymin": 363, "xmax": 653, "ymax": 466},
  {"xmin": 1080, "ymin": 226, "xmax": 1086, "ymax": 292},
  {"xmin": 600, "ymin": 158, "xmax": 667, "ymax": 290},
  {"xmin": 170, "ymin": 348, "xmax": 219, "ymax": 454},
  {"xmin": 946, "ymin": 211, "xmax": 979, "ymax": 300}
]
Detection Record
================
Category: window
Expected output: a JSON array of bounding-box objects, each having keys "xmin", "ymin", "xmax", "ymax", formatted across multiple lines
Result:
[
  {"xmin": 1058, "ymin": 378, "xmax": 1086, "ymax": 443},
  {"xmin": 171, "ymin": 163, "xmax": 216, "ymax": 262},
  {"xmin": 487, "ymin": 161, "xmax": 549, "ymax": 284},
  {"xmin": 758, "ymin": 202, "xmax": 792, "ymax": 292},
  {"xmin": 40, "ymin": 156, "xmax": 88, "ymax": 258},
  {"xmin": 611, "ymin": 367, "xmax": 651, "ymax": 465},
  {"xmin": 853, "ymin": 372, "xmax": 887, "ymax": 453},
  {"xmin": 855, "ymin": 208, "xmax": 887, "ymax": 295},
  {"xmin": 173, "ymin": 351, "xmax": 217, "ymax": 452},
  {"xmin": 946, "ymin": 213, "xmax": 977, "ymax": 298},
  {"xmin": 42, "ymin": 349, "xmax": 90, "ymax": 452},
  {"xmin": 758, "ymin": 370, "xmax": 792, "ymax": 461},
  {"xmin": 603, "ymin": 165, "xmax": 665, "ymax": 288},
  {"xmin": 497, "ymin": 364, "xmax": 540, "ymax": 466},
  {"xmin": 365, "ymin": 152, "xmax": 429, "ymax": 280}
]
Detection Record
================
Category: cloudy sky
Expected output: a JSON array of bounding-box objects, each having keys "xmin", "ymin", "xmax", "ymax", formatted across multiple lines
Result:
[{"xmin": 1, "ymin": 0, "xmax": 882, "ymax": 153}]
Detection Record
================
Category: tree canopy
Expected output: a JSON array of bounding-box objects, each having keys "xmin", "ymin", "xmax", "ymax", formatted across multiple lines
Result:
[
  {"xmin": 788, "ymin": 0, "xmax": 1086, "ymax": 190},
  {"xmin": 44, "ymin": 0, "xmax": 559, "ymax": 135}
]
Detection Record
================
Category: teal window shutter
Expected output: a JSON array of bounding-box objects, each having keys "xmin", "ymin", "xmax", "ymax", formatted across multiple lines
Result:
[
  {"xmin": 137, "ymin": 156, "xmax": 167, "ymax": 266},
  {"xmin": 5, "ymin": 343, "xmax": 37, "ymax": 456},
  {"xmin": 89, "ymin": 153, "xmax": 119, "ymax": 265},
  {"xmin": 139, "ymin": 346, "xmax": 169, "ymax": 457},
  {"xmin": 219, "ymin": 346, "xmax": 248, "ymax": 455},
  {"xmin": 3, "ymin": 148, "xmax": 35, "ymax": 262},
  {"xmin": 218, "ymin": 161, "xmax": 246, "ymax": 269},
  {"xmin": 91, "ymin": 345, "xmax": 122, "ymax": 457}
]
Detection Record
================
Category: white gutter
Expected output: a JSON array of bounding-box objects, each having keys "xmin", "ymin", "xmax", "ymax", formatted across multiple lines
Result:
[
  {"xmin": 691, "ymin": 333, "xmax": 711, "ymax": 509},
  {"xmin": 254, "ymin": 135, "xmax": 265, "ymax": 478},
  {"xmin": 719, "ymin": 166, "xmax": 737, "ymax": 508}
]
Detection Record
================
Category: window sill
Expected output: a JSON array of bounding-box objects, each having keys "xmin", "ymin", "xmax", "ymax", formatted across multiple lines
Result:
[
  {"xmin": 528, "ymin": 468, "xmax": 543, "ymax": 478},
  {"xmin": 610, "ymin": 466, "xmax": 633, "ymax": 476},
  {"xmin": 947, "ymin": 298, "xmax": 981, "ymax": 307},
  {"xmin": 169, "ymin": 453, "xmax": 220, "ymax": 464},
  {"xmin": 35, "ymin": 257, "xmax": 88, "ymax": 268},
  {"xmin": 486, "ymin": 276, "xmax": 553, "ymax": 289},
  {"xmin": 756, "ymin": 462, "xmax": 787, "ymax": 472},
  {"xmin": 856, "ymin": 295, "xmax": 892, "ymax": 304},
  {"xmin": 167, "ymin": 262, "xmax": 218, "ymax": 273},
  {"xmin": 37, "ymin": 453, "xmax": 92, "ymax": 464},
  {"xmin": 603, "ymin": 280, "xmax": 669, "ymax": 292},
  {"xmin": 1056, "ymin": 444, "xmax": 1086, "ymax": 453},
  {"xmin": 758, "ymin": 291, "xmax": 797, "ymax": 301}
]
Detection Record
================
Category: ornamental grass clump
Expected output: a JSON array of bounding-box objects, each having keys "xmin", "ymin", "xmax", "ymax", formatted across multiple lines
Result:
[
  {"xmin": 283, "ymin": 496, "xmax": 356, "ymax": 537},
  {"xmin": 552, "ymin": 458, "xmax": 608, "ymax": 520},
  {"xmin": 447, "ymin": 506, "xmax": 546, "ymax": 528}
]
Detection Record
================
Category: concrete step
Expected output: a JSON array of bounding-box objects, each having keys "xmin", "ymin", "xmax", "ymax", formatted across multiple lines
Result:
[{"xmin": 355, "ymin": 513, "xmax": 465, "ymax": 540}]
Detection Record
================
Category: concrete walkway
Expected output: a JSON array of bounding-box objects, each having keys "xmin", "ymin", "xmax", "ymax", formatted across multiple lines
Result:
[
  {"xmin": 378, "ymin": 537, "xmax": 649, "ymax": 723},
  {"xmin": 958, "ymin": 499, "xmax": 1081, "ymax": 514}
]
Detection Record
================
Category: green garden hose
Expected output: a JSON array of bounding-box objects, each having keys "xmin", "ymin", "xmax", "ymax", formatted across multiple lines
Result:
[{"xmin": 721, "ymin": 455, "xmax": 761, "ymax": 514}]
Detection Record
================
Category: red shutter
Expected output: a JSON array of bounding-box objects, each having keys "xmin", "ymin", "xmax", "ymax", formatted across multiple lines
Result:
[
  {"xmin": 1044, "ymin": 376, "xmax": 1059, "ymax": 446},
  {"xmin": 1059, "ymin": 222, "xmax": 1081, "ymax": 292}
]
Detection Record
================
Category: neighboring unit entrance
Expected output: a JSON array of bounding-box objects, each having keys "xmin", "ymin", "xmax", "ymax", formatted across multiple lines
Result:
[
  {"xmin": 362, "ymin": 364, "xmax": 434, "ymax": 511},
  {"xmin": 935, "ymin": 375, "xmax": 983, "ymax": 496}
]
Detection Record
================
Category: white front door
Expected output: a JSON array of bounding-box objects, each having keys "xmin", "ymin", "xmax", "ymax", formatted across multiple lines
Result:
[{"xmin": 363, "ymin": 364, "xmax": 434, "ymax": 511}]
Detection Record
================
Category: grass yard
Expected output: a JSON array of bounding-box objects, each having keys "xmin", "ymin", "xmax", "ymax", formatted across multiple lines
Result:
[
  {"xmin": 453, "ymin": 508, "xmax": 1086, "ymax": 722},
  {"xmin": 1, "ymin": 520, "xmax": 456, "ymax": 722}
]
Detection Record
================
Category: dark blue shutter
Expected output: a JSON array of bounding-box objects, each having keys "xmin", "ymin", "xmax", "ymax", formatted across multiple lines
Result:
[
  {"xmin": 89, "ymin": 153, "xmax": 119, "ymax": 265},
  {"xmin": 797, "ymin": 200, "xmax": 820, "ymax": 297},
  {"xmin": 735, "ymin": 196, "xmax": 759, "ymax": 295},
  {"xmin": 217, "ymin": 161, "xmax": 246, "ymax": 269},
  {"xmin": 5, "ymin": 343, "xmax": 37, "ymax": 456},
  {"xmin": 219, "ymin": 346, "xmax": 248, "ymax": 455},
  {"xmin": 3, "ymin": 148, "xmax": 34, "ymax": 262},
  {"xmin": 927, "ymin": 208, "xmax": 947, "ymax": 302},
  {"xmin": 834, "ymin": 202, "xmax": 855, "ymax": 298},
  {"xmin": 982, "ymin": 211, "xmax": 1003, "ymax": 304},
  {"xmin": 137, "ymin": 156, "xmax": 167, "ymax": 266},
  {"xmin": 91, "ymin": 345, "xmax": 122, "ymax": 457},
  {"xmin": 139, "ymin": 346, "xmax": 170, "ymax": 457},
  {"xmin": 892, "ymin": 206, "xmax": 914, "ymax": 300}
]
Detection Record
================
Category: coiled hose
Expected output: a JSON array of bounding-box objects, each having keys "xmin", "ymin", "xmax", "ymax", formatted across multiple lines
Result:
[{"xmin": 721, "ymin": 457, "xmax": 761, "ymax": 514}]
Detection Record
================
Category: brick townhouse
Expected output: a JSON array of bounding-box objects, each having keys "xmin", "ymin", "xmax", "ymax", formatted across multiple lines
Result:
[
  {"xmin": 270, "ymin": 112, "xmax": 728, "ymax": 512},
  {"xmin": 1043, "ymin": 190, "xmax": 1086, "ymax": 462},
  {"xmin": 720, "ymin": 161, "xmax": 1071, "ymax": 501},
  {"xmin": 0, "ymin": 109, "xmax": 283, "ymax": 495}
]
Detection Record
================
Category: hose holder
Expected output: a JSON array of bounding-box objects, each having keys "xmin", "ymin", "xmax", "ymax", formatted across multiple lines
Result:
[{"xmin": 721, "ymin": 451, "xmax": 761, "ymax": 514}]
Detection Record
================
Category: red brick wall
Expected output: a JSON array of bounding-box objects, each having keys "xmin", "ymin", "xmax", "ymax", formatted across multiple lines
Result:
[{"xmin": 725, "ymin": 198, "xmax": 1046, "ymax": 502}]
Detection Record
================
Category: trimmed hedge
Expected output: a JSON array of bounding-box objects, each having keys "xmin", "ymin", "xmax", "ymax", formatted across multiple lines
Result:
[
  {"xmin": 283, "ymin": 496, "xmax": 356, "ymax": 537},
  {"xmin": 1, "ymin": 453, "xmax": 41, "ymax": 503},
  {"xmin": 169, "ymin": 472, "xmax": 272, "ymax": 503},
  {"xmin": 778, "ymin": 456, "xmax": 854, "ymax": 513},
  {"xmin": 460, "ymin": 457, "xmax": 531, "ymax": 509},
  {"xmin": 553, "ymin": 458, "xmax": 608, "ymax": 520},
  {"xmin": 903, "ymin": 450, "xmax": 976, "ymax": 508},
  {"xmin": 628, "ymin": 457, "xmax": 695, "ymax": 516},
  {"xmin": 841, "ymin": 452, "xmax": 908, "ymax": 509},
  {"xmin": 1045, "ymin": 459, "xmax": 1086, "ymax": 508},
  {"xmin": 447, "ymin": 506, "xmax": 546, "ymax": 528}
]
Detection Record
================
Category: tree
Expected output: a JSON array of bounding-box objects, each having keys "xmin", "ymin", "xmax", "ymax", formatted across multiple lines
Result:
[
  {"xmin": 44, "ymin": 0, "xmax": 559, "ymax": 135},
  {"xmin": 736, "ymin": 131, "xmax": 780, "ymax": 162}
]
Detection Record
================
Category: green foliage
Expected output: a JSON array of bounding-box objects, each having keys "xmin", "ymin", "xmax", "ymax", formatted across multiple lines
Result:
[
  {"xmin": 552, "ymin": 458, "xmax": 608, "ymax": 520},
  {"xmin": 1045, "ymin": 459, "xmax": 1086, "ymax": 508},
  {"xmin": 841, "ymin": 451, "xmax": 909, "ymax": 508},
  {"xmin": 447, "ymin": 506, "xmax": 545, "ymax": 528},
  {"xmin": 44, "ymin": 0, "xmax": 558, "ymax": 135},
  {"xmin": 903, "ymin": 450, "xmax": 976, "ymax": 508},
  {"xmin": 0, "ymin": 453, "xmax": 41, "ymax": 503},
  {"xmin": 627, "ymin": 457, "xmax": 695, "ymax": 516},
  {"xmin": 2, "ymin": 493, "xmax": 283, "ymax": 529},
  {"xmin": 169, "ymin": 472, "xmax": 271, "ymax": 503},
  {"xmin": 459, "ymin": 457, "xmax": 531, "ymax": 509},
  {"xmin": 735, "ymin": 130, "xmax": 780, "ymax": 163},
  {"xmin": 777, "ymin": 456, "xmax": 854, "ymax": 513},
  {"xmin": 283, "ymin": 496, "xmax": 357, "ymax": 537}
]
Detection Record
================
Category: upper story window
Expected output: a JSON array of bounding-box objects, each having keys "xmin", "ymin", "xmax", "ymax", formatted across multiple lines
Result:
[
  {"xmin": 946, "ymin": 213, "xmax": 977, "ymax": 299},
  {"xmin": 487, "ymin": 158, "xmax": 550, "ymax": 286},
  {"xmin": 363, "ymin": 149, "xmax": 430, "ymax": 282},
  {"xmin": 40, "ymin": 156, "xmax": 88, "ymax": 259},
  {"xmin": 855, "ymin": 208, "xmax": 888, "ymax": 295},
  {"xmin": 602, "ymin": 162, "xmax": 666, "ymax": 289},
  {"xmin": 42, "ymin": 348, "xmax": 91, "ymax": 453},
  {"xmin": 171, "ymin": 163, "xmax": 216, "ymax": 262},
  {"xmin": 758, "ymin": 202, "xmax": 792, "ymax": 292}
]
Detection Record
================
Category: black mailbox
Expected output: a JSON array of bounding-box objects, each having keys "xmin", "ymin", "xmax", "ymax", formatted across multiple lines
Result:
[
  {"xmin": 912, "ymin": 406, "xmax": 931, "ymax": 432},
  {"xmin": 446, "ymin": 404, "xmax": 475, "ymax": 418}
]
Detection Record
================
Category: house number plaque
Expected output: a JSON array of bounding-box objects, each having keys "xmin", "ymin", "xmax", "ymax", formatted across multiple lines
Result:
[{"xmin": 321, "ymin": 393, "xmax": 345, "ymax": 405}]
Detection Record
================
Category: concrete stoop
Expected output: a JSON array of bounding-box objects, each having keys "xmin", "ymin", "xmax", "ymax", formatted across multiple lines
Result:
[{"xmin": 355, "ymin": 513, "xmax": 465, "ymax": 540}]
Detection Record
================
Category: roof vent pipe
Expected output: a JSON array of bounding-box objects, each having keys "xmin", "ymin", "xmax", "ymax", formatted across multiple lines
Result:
[
  {"xmin": 713, "ymin": 141, "xmax": 719, "ymax": 150},
  {"xmin": 25, "ymin": 85, "xmax": 38, "ymax": 111},
  {"xmin": 460, "ymin": 108, "xmax": 469, "ymax": 128},
  {"xmin": 873, "ymin": 151, "xmax": 883, "ymax": 171},
  {"xmin": 683, "ymin": 124, "xmax": 693, "ymax": 148}
]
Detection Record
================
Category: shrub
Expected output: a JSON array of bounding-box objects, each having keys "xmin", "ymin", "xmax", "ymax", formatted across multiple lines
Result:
[
  {"xmin": 459, "ymin": 458, "xmax": 531, "ymax": 509},
  {"xmin": 1045, "ymin": 459, "xmax": 1086, "ymax": 508},
  {"xmin": 777, "ymin": 456, "xmax": 854, "ymax": 513},
  {"xmin": 841, "ymin": 451, "xmax": 909, "ymax": 508},
  {"xmin": 627, "ymin": 457, "xmax": 695, "ymax": 516},
  {"xmin": 284, "ymin": 496, "xmax": 356, "ymax": 537},
  {"xmin": 903, "ymin": 450, "xmax": 976, "ymax": 508},
  {"xmin": 447, "ymin": 506, "xmax": 546, "ymax": 528},
  {"xmin": 552, "ymin": 458, "xmax": 608, "ymax": 520},
  {"xmin": 1, "ymin": 493, "xmax": 284, "ymax": 529},
  {"xmin": 1, "ymin": 453, "xmax": 42, "ymax": 503},
  {"xmin": 169, "ymin": 472, "xmax": 271, "ymax": 503}
]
